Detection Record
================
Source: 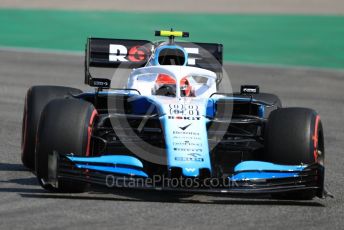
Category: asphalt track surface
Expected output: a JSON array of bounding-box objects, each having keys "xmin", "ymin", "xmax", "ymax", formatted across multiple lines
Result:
[
  {"xmin": 2, "ymin": 0, "xmax": 344, "ymax": 14},
  {"xmin": 0, "ymin": 50, "xmax": 343, "ymax": 229}
]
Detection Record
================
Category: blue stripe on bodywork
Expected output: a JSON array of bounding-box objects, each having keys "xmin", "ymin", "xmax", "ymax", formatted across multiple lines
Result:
[
  {"xmin": 258, "ymin": 105, "xmax": 265, "ymax": 118},
  {"xmin": 230, "ymin": 161, "xmax": 307, "ymax": 181},
  {"xmin": 230, "ymin": 172, "xmax": 299, "ymax": 181},
  {"xmin": 234, "ymin": 161, "xmax": 306, "ymax": 172},
  {"xmin": 75, "ymin": 164, "xmax": 148, "ymax": 177},
  {"xmin": 66, "ymin": 155, "xmax": 144, "ymax": 168},
  {"xmin": 206, "ymin": 99, "xmax": 215, "ymax": 118}
]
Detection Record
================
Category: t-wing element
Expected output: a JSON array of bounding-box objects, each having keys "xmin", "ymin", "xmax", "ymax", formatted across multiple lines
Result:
[
  {"xmin": 155, "ymin": 29, "xmax": 189, "ymax": 44},
  {"xmin": 155, "ymin": 30, "xmax": 189, "ymax": 38}
]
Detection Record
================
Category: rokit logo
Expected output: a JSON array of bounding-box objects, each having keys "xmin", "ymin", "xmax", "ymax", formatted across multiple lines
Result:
[
  {"xmin": 109, "ymin": 45, "xmax": 200, "ymax": 64},
  {"xmin": 109, "ymin": 45, "xmax": 150, "ymax": 62},
  {"xmin": 168, "ymin": 116, "xmax": 201, "ymax": 120}
]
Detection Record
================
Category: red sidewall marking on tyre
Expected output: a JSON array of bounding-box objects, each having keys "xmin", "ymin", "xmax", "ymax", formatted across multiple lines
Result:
[
  {"xmin": 86, "ymin": 109, "xmax": 98, "ymax": 156},
  {"xmin": 312, "ymin": 115, "xmax": 320, "ymax": 162}
]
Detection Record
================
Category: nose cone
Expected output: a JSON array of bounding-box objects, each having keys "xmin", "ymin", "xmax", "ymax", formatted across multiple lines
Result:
[{"xmin": 158, "ymin": 97, "xmax": 212, "ymax": 177}]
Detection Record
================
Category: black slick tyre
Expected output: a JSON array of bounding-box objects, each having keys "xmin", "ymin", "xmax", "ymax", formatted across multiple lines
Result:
[
  {"xmin": 21, "ymin": 86, "xmax": 82, "ymax": 170},
  {"xmin": 265, "ymin": 108, "xmax": 325, "ymax": 199},
  {"xmin": 35, "ymin": 99, "xmax": 97, "ymax": 193}
]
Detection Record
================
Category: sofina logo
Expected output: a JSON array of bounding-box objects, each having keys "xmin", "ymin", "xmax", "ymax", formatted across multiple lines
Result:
[{"xmin": 179, "ymin": 123, "xmax": 192, "ymax": 131}]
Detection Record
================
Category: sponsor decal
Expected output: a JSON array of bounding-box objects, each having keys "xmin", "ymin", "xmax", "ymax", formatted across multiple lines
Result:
[
  {"xmin": 185, "ymin": 168, "xmax": 196, "ymax": 172},
  {"xmin": 240, "ymin": 85, "xmax": 260, "ymax": 94},
  {"xmin": 89, "ymin": 78, "xmax": 111, "ymax": 88},
  {"xmin": 173, "ymin": 148, "xmax": 202, "ymax": 152},
  {"xmin": 169, "ymin": 104, "xmax": 200, "ymax": 116},
  {"xmin": 109, "ymin": 44, "xmax": 150, "ymax": 62},
  {"xmin": 188, "ymin": 152, "xmax": 202, "ymax": 157},
  {"xmin": 172, "ymin": 131, "xmax": 199, "ymax": 136},
  {"xmin": 109, "ymin": 44, "xmax": 200, "ymax": 64},
  {"xmin": 174, "ymin": 157, "xmax": 204, "ymax": 162},
  {"xmin": 109, "ymin": 44, "xmax": 128, "ymax": 62},
  {"xmin": 172, "ymin": 136, "xmax": 201, "ymax": 140},
  {"xmin": 172, "ymin": 141, "xmax": 202, "ymax": 147},
  {"xmin": 127, "ymin": 46, "xmax": 149, "ymax": 62},
  {"xmin": 242, "ymin": 88, "xmax": 257, "ymax": 93},
  {"xmin": 179, "ymin": 123, "xmax": 192, "ymax": 131},
  {"xmin": 184, "ymin": 47, "xmax": 200, "ymax": 65},
  {"xmin": 168, "ymin": 116, "xmax": 201, "ymax": 120}
]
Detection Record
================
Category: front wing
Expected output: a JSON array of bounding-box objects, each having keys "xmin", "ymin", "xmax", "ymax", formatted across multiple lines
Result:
[{"xmin": 47, "ymin": 152, "xmax": 325, "ymax": 198}]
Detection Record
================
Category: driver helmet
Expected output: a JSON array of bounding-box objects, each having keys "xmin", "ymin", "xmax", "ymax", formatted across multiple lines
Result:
[
  {"xmin": 154, "ymin": 74, "xmax": 176, "ymax": 97},
  {"xmin": 154, "ymin": 74, "xmax": 193, "ymax": 97}
]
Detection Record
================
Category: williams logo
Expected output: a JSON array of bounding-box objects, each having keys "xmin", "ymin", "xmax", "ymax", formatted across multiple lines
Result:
[
  {"xmin": 179, "ymin": 123, "xmax": 192, "ymax": 131},
  {"xmin": 185, "ymin": 168, "xmax": 196, "ymax": 172}
]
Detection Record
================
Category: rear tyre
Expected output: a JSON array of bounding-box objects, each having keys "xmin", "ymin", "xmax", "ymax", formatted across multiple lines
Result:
[
  {"xmin": 21, "ymin": 86, "xmax": 82, "ymax": 170},
  {"xmin": 36, "ymin": 99, "xmax": 97, "ymax": 193},
  {"xmin": 265, "ymin": 108, "xmax": 324, "ymax": 199}
]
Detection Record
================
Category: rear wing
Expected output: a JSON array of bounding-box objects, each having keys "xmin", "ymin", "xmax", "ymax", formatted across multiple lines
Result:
[
  {"xmin": 85, "ymin": 37, "xmax": 223, "ymax": 85},
  {"xmin": 84, "ymin": 38, "xmax": 153, "ymax": 85}
]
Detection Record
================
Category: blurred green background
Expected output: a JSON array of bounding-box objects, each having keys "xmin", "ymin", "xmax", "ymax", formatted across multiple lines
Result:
[{"xmin": 0, "ymin": 9, "xmax": 343, "ymax": 69}]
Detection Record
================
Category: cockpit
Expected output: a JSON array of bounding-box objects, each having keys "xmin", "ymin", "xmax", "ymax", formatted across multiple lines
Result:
[
  {"xmin": 127, "ymin": 65, "xmax": 217, "ymax": 98},
  {"xmin": 126, "ymin": 30, "xmax": 217, "ymax": 98},
  {"xmin": 153, "ymin": 74, "xmax": 193, "ymax": 97}
]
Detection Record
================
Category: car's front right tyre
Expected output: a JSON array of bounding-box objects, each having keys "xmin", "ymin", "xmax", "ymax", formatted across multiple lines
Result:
[{"xmin": 264, "ymin": 107, "xmax": 325, "ymax": 199}]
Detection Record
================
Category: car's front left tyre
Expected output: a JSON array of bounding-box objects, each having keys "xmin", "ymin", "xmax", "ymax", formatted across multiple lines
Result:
[{"xmin": 35, "ymin": 99, "xmax": 97, "ymax": 192}]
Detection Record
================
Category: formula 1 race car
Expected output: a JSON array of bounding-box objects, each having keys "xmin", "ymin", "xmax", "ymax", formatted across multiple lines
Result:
[{"xmin": 21, "ymin": 30, "xmax": 326, "ymax": 199}]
